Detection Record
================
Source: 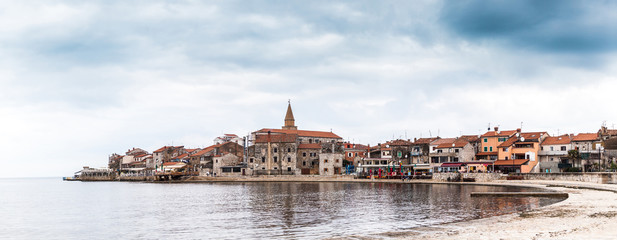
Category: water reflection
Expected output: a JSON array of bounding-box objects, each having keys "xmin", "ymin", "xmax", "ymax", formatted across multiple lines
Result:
[{"xmin": 0, "ymin": 179, "xmax": 565, "ymax": 240}]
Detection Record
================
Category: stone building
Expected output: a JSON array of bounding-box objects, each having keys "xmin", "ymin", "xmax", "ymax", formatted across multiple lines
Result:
[
  {"xmin": 193, "ymin": 142, "xmax": 243, "ymax": 175},
  {"xmin": 388, "ymin": 139, "xmax": 413, "ymax": 164},
  {"xmin": 538, "ymin": 135, "xmax": 572, "ymax": 173},
  {"xmin": 410, "ymin": 137, "xmax": 440, "ymax": 164},
  {"xmin": 246, "ymin": 102, "xmax": 343, "ymax": 175}
]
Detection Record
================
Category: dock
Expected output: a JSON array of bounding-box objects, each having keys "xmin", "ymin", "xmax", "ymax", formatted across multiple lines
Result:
[{"xmin": 471, "ymin": 192, "xmax": 569, "ymax": 198}]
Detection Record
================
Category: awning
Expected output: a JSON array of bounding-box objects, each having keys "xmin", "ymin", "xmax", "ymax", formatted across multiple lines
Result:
[
  {"xmin": 440, "ymin": 162, "xmax": 463, "ymax": 167},
  {"xmin": 493, "ymin": 159, "xmax": 529, "ymax": 166}
]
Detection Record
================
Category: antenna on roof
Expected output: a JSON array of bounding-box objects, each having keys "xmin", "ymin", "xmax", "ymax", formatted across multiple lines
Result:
[
  {"xmin": 520, "ymin": 121, "xmax": 523, "ymax": 130},
  {"xmin": 488, "ymin": 123, "xmax": 491, "ymax": 131}
]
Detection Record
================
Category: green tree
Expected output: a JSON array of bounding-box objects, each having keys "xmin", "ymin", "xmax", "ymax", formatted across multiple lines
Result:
[{"xmin": 568, "ymin": 149, "xmax": 583, "ymax": 172}]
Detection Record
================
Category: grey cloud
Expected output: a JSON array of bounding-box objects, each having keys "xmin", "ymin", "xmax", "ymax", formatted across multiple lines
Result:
[{"xmin": 440, "ymin": 0, "xmax": 617, "ymax": 54}]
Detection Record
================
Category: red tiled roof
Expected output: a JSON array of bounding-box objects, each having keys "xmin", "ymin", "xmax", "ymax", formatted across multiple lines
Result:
[
  {"xmin": 435, "ymin": 138, "xmax": 469, "ymax": 149},
  {"xmin": 493, "ymin": 159, "xmax": 529, "ymax": 166},
  {"xmin": 255, "ymin": 134, "xmax": 298, "ymax": 143},
  {"xmin": 498, "ymin": 136, "xmax": 518, "ymax": 148},
  {"xmin": 541, "ymin": 135, "xmax": 571, "ymax": 145},
  {"xmin": 413, "ymin": 137, "xmax": 440, "ymax": 145},
  {"xmin": 175, "ymin": 153, "xmax": 189, "ymax": 159},
  {"xmin": 430, "ymin": 138, "xmax": 456, "ymax": 146},
  {"xmin": 298, "ymin": 143, "xmax": 321, "ymax": 149},
  {"xmin": 572, "ymin": 133, "xmax": 599, "ymax": 142},
  {"xmin": 256, "ymin": 128, "xmax": 341, "ymax": 139},
  {"xmin": 388, "ymin": 139, "xmax": 412, "ymax": 146},
  {"xmin": 498, "ymin": 132, "xmax": 547, "ymax": 148},
  {"xmin": 162, "ymin": 162, "xmax": 185, "ymax": 166},
  {"xmin": 153, "ymin": 146, "xmax": 183, "ymax": 153},
  {"xmin": 460, "ymin": 135, "xmax": 480, "ymax": 143},
  {"xmin": 476, "ymin": 151, "xmax": 498, "ymax": 156},
  {"xmin": 481, "ymin": 130, "xmax": 517, "ymax": 138}
]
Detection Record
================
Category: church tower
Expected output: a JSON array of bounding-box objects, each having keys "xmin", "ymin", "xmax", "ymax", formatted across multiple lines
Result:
[{"xmin": 282, "ymin": 101, "xmax": 297, "ymax": 130}]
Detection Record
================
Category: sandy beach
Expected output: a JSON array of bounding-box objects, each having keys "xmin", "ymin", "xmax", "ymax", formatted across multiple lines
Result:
[{"xmin": 396, "ymin": 180, "xmax": 617, "ymax": 240}]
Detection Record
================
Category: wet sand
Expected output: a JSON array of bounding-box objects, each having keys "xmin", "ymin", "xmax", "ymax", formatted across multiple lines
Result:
[{"xmin": 403, "ymin": 181, "xmax": 617, "ymax": 240}]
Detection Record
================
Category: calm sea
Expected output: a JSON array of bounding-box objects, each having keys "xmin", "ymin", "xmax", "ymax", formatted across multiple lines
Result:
[{"xmin": 0, "ymin": 178, "xmax": 564, "ymax": 239}]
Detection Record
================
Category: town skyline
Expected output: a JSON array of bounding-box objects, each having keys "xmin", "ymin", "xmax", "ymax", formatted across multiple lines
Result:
[{"xmin": 2, "ymin": 1, "xmax": 617, "ymax": 178}]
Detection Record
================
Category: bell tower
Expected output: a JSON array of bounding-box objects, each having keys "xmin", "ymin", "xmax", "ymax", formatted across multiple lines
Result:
[{"xmin": 282, "ymin": 100, "xmax": 297, "ymax": 130}]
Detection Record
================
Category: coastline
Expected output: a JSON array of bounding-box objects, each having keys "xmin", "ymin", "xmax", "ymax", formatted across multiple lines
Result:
[
  {"xmin": 68, "ymin": 176, "xmax": 617, "ymax": 239},
  {"xmin": 401, "ymin": 180, "xmax": 617, "ymax": 240},
  {"xmin": 179, "ymin": 177, "xmax": 617, "ymax": 239}
]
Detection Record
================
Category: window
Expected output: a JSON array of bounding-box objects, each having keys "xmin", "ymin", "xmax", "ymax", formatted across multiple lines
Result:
[
  {"xmin": 484, "ymin": 138, "xmax": 488, "ymax": 143},
  {"xmin": 287, "ymin": 167, "xmax": 291, "ymax": 171},
  {"xmin": 325, "ymin": 159, "xmax": 328, "ymax": 163},
  {"xmin": 309, "ymin": 139, "xmax": 313, "ymax": 143},
  {"xmin": 541, "ymin": 146, "xmax": 544, "ymax": 151},
  {"xmin": 274, "ymin": 167, "xmax": 278, "ymax": 170},
  {"xmin": 455, "ymin": 149, "xmax": 459, "ymax": 153},
  {"xmin": 484, "ymin": 147, "xmax": 488, "ymax": 152},
  {"xmin": 273, "ymin": 148, "xmax": 278, "ymax": 153},
  {"xmin": 287, "ymin": 157, "xmax": 291, "ymax": 162},
  {"xmin": 489, "ymin": 147, "xmax": 493, "ymax": 152},
  {"xmin": 261, "ymin": 157, "xmax": 265, "ymax": 163},
  {"xmin": 250, "ymin": 158, "xmax": 254, "ymax": 163},
  {"xmin": 287, "ymin": 148, "xmax": 291, "ymax": 152},
  {"xmin": 336, "ymin": 159, "xmax": 339, "ymax": 163},
  {"xmin": 550, "ymin": 146, "xmax": 554, "ymax": 151},
  {"xmin": 348, "ymin": 153, "xmax": 352, "ymax": 157},
  {"xmin": 355, "ymin": 153, "xmax": 358, "ymax": 157},
  {"xmin": 216, "ymin": 160, "xmax": 218, "ymax": 163},
  {"xmin": 561, "ymin": 146, "xmax": 567, "ymax": 151},
  {"xmin": 274, "ymin": 157, "xmax": 278, "ymax": 163},
  {"xmin": 504, "ymin": 147, "xmax": 508, "ymax": 152},
  {"xmin": 437, "ymin": 150, "xmax": 443, "ymax": 153},
  {"xmin": 397, "ymin": 151, "xmax": 402, "ymax": 158},
  {"xmin": 303, "ymin": 152, "xmax": 307, "ymax": 157},
  {"xmin": 324, "ymin": 168, "xmax": 328, "ymax": 172},
  {"xmin": 303, "ymin": 161, "xmax": 306, "ymax": 166},
  {"xmin": 505, "ymin": 157, "xmax": 509, "ymax": 160}
]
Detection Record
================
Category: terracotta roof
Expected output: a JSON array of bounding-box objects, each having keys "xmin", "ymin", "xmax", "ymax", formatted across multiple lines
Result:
[
  {"xmin": 224, "ymin": 134, "xmax": 238, "ymax": 137},
  {"xmin": 435, "ymin": 138, "xmax": 469, "ymax": 149},
  {"xmin": 430, "ymin": 138, "xmax": 456, "ymax": 146},
  {"xmin": 153, "ymin": 146, "xmax": 183, "ymax": 153},
  {"xmin": 476, "ymin": 151, "xmax": 498, "ymax": 156},
  {"xmin": 493, "ymin": 159, "xmax": 529, "ymax": 166},
  {"xmin": 572, "ymin": 133, "xmax": 599, "ymax": 142},
  {"xmin": 298, "ymin": 143, "xmax": 321, "ymax": 149},
  {"xmin": 388, "ymin": 139, "xmax": 412, "ymax": 146},
  {"xmin": 256, "ymin": 128, "xmax": 341, "ymax": 139},
  {"xmin": 481, "ymin": 130, "xmax": 517, "ymax": 138},
  {"xmin": 254, "ymin": 134, "xmax": 298, "ymax": 143},
  {"xmin": 162, "ymin": 162, "xmax": 185, "ymax": 166},
  {"xmin": 541, "ymin": 135, "xmax": 571, "ymax": 145},
  {"xmin": 174, "ymin": 153, "xmax": 189, "ymax": 159},
  {"xmin": 460, "ymin": 135, "xmax": 480, "ymax": 143},
  {"xmin": 413, "ymin": 137, "xmax": 440, "ymax": 145},
  {"xmin": 498, "ymin": 136, "xmax": 518, "ymax": 148},
  {"xmin": 344, "ymin": 144, "xmax": 368, "ymax": 150},
  {"xmin": 498, "ymin": 132, "xmax": 547, "ymax": 148}
]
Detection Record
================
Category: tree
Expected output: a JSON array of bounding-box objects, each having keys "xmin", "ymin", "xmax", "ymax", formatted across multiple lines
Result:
[{"xmin": 568, "ymin": 149, "xmax": 583, "ymax": 172}]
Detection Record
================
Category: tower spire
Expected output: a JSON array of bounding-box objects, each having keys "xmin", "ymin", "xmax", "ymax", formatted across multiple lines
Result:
[{"xmin": 282, "ymin": 101, "xmax": 297, "ymax": 130}]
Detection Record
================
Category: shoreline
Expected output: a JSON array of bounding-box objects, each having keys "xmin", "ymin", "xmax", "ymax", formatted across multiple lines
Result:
[{"xmin": 69, "ymin": 177, "xmax": 617, "ymax": 239}]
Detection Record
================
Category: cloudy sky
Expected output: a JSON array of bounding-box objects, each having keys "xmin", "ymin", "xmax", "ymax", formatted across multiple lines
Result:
[{"xmin": 2, "ymin": 0, "xmax": 617, "ymax": 177}]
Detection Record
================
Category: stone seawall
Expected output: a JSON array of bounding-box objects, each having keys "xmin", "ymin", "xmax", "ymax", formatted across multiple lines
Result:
[
  {"xmin": 190, "ymin": 175, "xmax": 356, "ymax": 182},
  {"xmin": 512, "ymin": 173, "xmax": 617, "ymax": 184},
  {"xmin": 433, "ymin": 173, "xmax": 503, "ymax": 182}
]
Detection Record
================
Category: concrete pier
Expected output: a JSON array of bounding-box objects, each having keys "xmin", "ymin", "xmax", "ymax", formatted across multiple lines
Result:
[{"xmin": 470, "ymin": 192, "xmax": 569, "ymax": 198}]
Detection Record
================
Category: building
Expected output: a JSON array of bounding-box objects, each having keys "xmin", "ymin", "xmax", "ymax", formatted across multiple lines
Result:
[
  {"xmin": 193, "ymin": 142, "xmax": 243, "ymax": 175},
  {"xmin": 477, "ymin": 127, "xmax": 518, "ymax": 161},
  {"xmin": 343, "ymin": 142, "xmax": 368, "ymax": 166},
  {"xmin": 538, "ymin": 135, "xmax": 572, "ymax": 173},
  {"xmin": 246, "ymin": 102, "xmax": 343, "ymax": 175},
  {"xmin": 214, "ymin": 134, "xmax": 244, "ymax": 146},
  {"xmin": 410, "ymin": 137, "xmax": 440, "ymax": 164},
  {"xmin": 571, "ymin": 133, "xmax": 602, "ymax": 171},
  {"xmin": 152, "ymin": 146, "xmax": 186, "ymax": 171},
  {"xmin": 494, "ymin": 130, "xmax": 548, "ymax": 173}
]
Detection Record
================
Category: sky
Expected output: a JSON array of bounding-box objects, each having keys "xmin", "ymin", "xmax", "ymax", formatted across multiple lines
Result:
[{"xmin": 1, "ymin": 0, "xmax": 617, "ymax": 178}]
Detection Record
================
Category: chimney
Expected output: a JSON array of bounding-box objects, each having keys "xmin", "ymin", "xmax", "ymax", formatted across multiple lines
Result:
[
  {"xmin": 494, "ymin": 126, "xmax": 499, "ymax": 132},
  {"xmin": 517, "ymin": 128, "xmax": 522, "ymax": 133}
]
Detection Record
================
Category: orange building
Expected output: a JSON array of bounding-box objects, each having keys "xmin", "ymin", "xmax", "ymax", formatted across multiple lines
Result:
[
  {"xmin": 494, "ymin": 130, "xmax": 548, "ymax": 173},
  {"xmin": 477, "ymin": 127, "xmax": 517, "ymax": 160}
]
